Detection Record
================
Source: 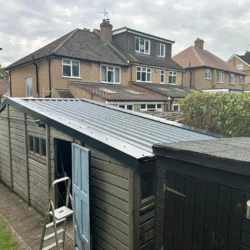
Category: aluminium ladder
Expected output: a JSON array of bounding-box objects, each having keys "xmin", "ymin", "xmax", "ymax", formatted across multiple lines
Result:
[{"xmin": 39, "ymin": 177, "xmax": 84, "ymax": 250}]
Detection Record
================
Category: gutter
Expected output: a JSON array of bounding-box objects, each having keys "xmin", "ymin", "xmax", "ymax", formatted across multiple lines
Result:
[{"xmin": 32, "ymin": 56, "xmax": 39, "ymax": 97}]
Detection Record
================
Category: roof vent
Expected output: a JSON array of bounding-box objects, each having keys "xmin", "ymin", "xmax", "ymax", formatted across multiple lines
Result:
[{"xmin": 99, "ymin": 88, "xmax": 117, "ymax": 94}]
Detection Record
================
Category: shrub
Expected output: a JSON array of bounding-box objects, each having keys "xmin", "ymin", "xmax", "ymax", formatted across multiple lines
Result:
[{"xmin": 180, "ymin": 92, "xmax": 250, "ymax": 137}]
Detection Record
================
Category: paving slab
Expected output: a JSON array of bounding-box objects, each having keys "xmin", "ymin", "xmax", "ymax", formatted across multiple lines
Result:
[{"xmin": 0, "ymin": 182, "xmax": 75, "ymax": 250}]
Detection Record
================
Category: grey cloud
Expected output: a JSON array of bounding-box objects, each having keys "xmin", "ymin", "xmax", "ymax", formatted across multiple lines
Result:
[{"xmin": 0, "ymin": 0, "xmax": 250, "ymax": 67}]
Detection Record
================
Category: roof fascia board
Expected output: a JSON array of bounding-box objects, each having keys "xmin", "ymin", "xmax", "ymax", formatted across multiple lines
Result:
[
  {"xmin": 113, "ymin": 28, "xmax": 175, "ymax": 45},
  {"xmin": 3, "ymin": 98, "xmax": 151, "ymax": 167},
  {"xmin": 227, "ymin": 54, "xmax": 250, "ymax": 68},
  {"xmin": 132, "ymin": 62, "xmax": 185, "ymax": 72}
]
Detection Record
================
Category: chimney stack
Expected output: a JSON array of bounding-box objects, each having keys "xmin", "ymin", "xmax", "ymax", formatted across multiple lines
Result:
[
  {"xmin": 194, "ymin": 38, "xmax": 204, "ymax": 50},
  {"xmin": 100, "ymin": 19, "xmax": 113, "ymax": 42}
]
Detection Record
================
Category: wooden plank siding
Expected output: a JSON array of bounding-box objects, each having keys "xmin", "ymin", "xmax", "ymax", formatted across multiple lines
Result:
[{"xmin": 155, "ymin": 156, "xmax": 247, "ymax": 250}]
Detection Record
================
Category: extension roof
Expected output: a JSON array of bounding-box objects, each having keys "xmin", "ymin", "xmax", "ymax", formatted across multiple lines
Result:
[
  {"xmin": 69, "ymin": 82, "xmax": 167, "ymax": 102},
  {"xmin": 0, "ymin": 98, "xmax": 217, "ymax": 166},
  {"xmin": 173, "ymin": 46, "xmax": 245, "ymax": 74},
  {"xmin": 132, "ymin": 82, "xmax": 196, "ymax": 98},
  {"xmin": 6, "ymin": 29, "xmax": 128, "ymax": 70}
]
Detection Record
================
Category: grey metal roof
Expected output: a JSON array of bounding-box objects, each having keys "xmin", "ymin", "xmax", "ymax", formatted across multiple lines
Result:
[{"xmin": 3, "ymin": 98, "xmax": 216, "ymax": 160}]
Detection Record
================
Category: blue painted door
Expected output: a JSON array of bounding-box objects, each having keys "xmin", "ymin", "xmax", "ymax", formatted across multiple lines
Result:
[{"xmin": 72, "ymin": 143, "xmax": 90, "ymax": 250}]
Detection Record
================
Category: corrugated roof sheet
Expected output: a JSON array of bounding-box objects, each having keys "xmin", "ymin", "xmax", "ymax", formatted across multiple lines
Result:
[{"xmin": 4, "ymin": 98, "xmax": 216, "ymax": 160}]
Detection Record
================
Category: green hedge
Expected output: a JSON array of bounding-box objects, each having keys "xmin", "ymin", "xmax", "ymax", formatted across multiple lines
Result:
[{"xmin": 180, "ymin": 92, "xmax": 250, "ymax": 137}]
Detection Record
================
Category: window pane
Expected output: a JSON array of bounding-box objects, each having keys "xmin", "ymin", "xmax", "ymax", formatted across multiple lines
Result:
[
  {"xmin": 142, "ymin": 72, "xmax": 146, "ymax": 81},
  {"xmin": 147, "ymin": 104, "xmax": 156, "ymax": 109},
  {"xmin": 101, "ymin": 66, "xmax": 106, "ymax": 81},
  {"xmin": 108, "ymin": 70, "xmax": 114, "ymax": 82},
  {"xmin": 72, "ymin": 61, "xmax": 79, "ymax": 77},
  {"xmin": 136, "ymin": 38, "xmax": 139, "ymax": 51},
  {"xmin": 137, "ymin": 72, "xmax": 141, "ymax": 81},
  {"xmin": 141, "ymin": 104, "xmax": 146, "ymax": 109},
  {"xmin": 157, "ymin": 104, "xmax": 161, "ymax": 109},
  {"xmin": 35, "ymin": 137, "xmax": 40, "ymax": 154},
  {"xmin": 26, "ymin": 77, "xmax": 32, "ymax": 97},
  {"xmin": 115, "ymin": 68, "xmax": 120, "ymax": 83},
  {"xmin": 41, "ymin": 139, "xmax": 46, "ymax": 157},
  {"xmin": 63, "ymin": 65, "xmax": 71, "ymax": 77},
  {"xmin": 141, "ymin": 171, "xmax": 154, "ymax": 200},
  {"xmin": 29, "ymin": 136, "xmax": 34, "ymax": 152},
  {"xmin": 119, "ymin": 105, "xmax": 125, "ymax": 109},
  {"xmin": 127, "ymin": 105, "xmax": 133, "ymax": 110},
  {"xmin": 145, "ymin": 40, "xmax": 149, "ymax": 53},
  {"xmin": 63, "ymin": 59, "xmax": 71, "ymax": 65},
  {"xmin": 140, "ymin": 39, "xmax": 144, "ymax": 52}
]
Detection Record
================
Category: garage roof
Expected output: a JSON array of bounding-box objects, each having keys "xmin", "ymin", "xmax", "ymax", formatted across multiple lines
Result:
[{"xmin": 1, "ymin": 98, "xmax": 218, "ymax": 166}]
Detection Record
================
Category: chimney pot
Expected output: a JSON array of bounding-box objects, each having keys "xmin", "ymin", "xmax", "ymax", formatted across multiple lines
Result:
[
  {"xmin": 194, "ymin": 38, "xmax": 204, "ymax": 50},
  {"xmin": 100, "ymin": 19, "xmax": 113, "ymax": 42}
]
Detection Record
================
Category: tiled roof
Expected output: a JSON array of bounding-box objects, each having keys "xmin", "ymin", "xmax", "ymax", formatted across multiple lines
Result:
[
  {"xmin": 173, "ymin": 46, "xmax": 245, "ymax": 74},
  {"xmin": 132, "ymin": 82, "xmax": 196, "ymax": 98},
  {"xmin": 69, "ymin": 82, "xmax": 167, "ymax": 102},
  {"xmin": 55, "ymin": 88, "xmax": 74, "ymax": 98},
  {"xmin": 109, "ymin": 41, "xmax": 184, "ymax": 70},
  {"xmin": 7, "ymin": 29, "xmax": 128, "ymax": 69},
  {"xmin": 0, "ymin": 80, "xmax": 9, "ymax": 96}
]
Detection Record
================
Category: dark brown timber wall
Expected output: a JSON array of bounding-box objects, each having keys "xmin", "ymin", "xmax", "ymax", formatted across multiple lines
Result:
[{"xmin": 155, "ymin": 157, "xmax": 250, "ymax": 250}]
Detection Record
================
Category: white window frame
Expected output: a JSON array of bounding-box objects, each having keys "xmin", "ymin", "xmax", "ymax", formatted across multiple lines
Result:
[
  {"xmin": 239, "ymin": 75, "xmax": 244, "ymax": 85},
  {"xmin": 135, "ymin": 37, "xmax": 150, "ymax": 55},
  {"xmin": 62, "ymin": 58, "xmax": 80, "ymax": 78},
  {"xmin": 169, "ymin": 71, "xmax": 177, "ymax": 84},
  {"xmin": 229, "ymin": 73, "xmax": 235, "ymax": 84},
  {"xmin": 25, "ymin": 77, "xmax": 32, "ymax": 97},
  {"xmin": 216, "ymin": 70, "xmax": 224, "ymax": 83},
  {"xmin": 160, "ymin": 70, "xmax": 165, "ymax": 84},
  {"xmin": 136, "ymin": 67, "xmax": 152, "ymax": 82},
  {"xmin": 237, "ymin": 63, "xmax": 243, "ymax": 70},
  {"xmin": 140, "ymin": 104, "xmax": 162, "ymax": 111},
  {"xmin": 100, "ymin": 64, "xmax": 121, "ymax": 84},
  {"xmin": 172, "ymin": 104, "xmax": 181, "ymax": 111},
  {"xmin": 205, "ymin": 69, "xmax": 211, "ymax": 80},
  {"xmin": 118, "ymin": 104, "xmax": 134, "ymax": 110},
  {"xmin": 157, "ymin": 43, "xmax": 165, "ymax": 58}
]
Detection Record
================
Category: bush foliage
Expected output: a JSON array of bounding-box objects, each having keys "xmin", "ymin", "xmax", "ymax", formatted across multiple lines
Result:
[{"xmin": 181, "ymin": 92, "xmax": 250, "ymax": 137}]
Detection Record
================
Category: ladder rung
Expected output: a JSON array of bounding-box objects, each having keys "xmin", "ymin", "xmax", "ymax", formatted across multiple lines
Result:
[
  {"xmin": 44, "ymin": 229, "xmax": 65, "ymax": 241},
  {"xmin": 49, "ymin": 206, "xmax": 74, "ymax": 220},
  {"xmin": 46, "ymin": 218, "xmax": 66, "ymax": 228},
  {"xmin": 42, "ymin": 239, "xmax": 64, "ymax": 250}
]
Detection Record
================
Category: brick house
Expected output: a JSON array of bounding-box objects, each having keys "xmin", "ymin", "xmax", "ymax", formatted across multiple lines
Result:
[
  {"xmin": 6, "ymin": 19, "xmax": 185, "ymax": 109},
  {"xmin": 173, "ymin": 38, "xmax": 246, "ymax": 92},
  {"xmin": 227, "ymin": 51, "xmax": 250, "ymax": 90},
  {"xmin": 0, "ymin": 79, "xmax": 10, "ymax": 102}
]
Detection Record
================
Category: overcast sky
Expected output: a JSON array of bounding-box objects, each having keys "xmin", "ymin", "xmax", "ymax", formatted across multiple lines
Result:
[{"xmin": 1, "ymin": 0, "xmax": 250, "ymax": 67}]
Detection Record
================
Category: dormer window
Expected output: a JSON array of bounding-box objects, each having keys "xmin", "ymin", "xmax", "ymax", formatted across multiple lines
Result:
[
  {"xmin": 157, "ymin": 43, "xmax": 165, "ymax": 58},
  {"xmin": 135, "ymin": 37, "xmax": 150, "ymax": 55}
]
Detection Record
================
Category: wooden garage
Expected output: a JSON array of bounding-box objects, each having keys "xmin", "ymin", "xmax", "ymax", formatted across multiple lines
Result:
[
  {"xmin": 154, "ymin": 138, "xmax": 250, "ymax": 250},
  {"xmin": 0, "ymin": 98, "xmax": 216, "ymax": 250}
]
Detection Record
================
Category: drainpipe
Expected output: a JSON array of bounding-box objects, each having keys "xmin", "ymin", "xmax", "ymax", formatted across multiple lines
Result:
[
  {"xmin": 189, "ymin": 62, "xmax": 192, "ymax": 88},
  {"xmin": 9, "ymin": 71, "xmax": 12, "ymax": 97},
  {"xmin": 47, "ymin": 58, "xmax": 52, "ymax": 97},
  {"xmin": 130, "ymin": 64, "xmax": 132, "ymax": 83},
  {"xmin": 32, "ymin": 56, "xmax": 39, "ymax": 97}
]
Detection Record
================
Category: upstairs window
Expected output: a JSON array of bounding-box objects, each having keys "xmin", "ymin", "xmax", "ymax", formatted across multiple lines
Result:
[
  {"xmin": 240, "ymin": 75, "xmax": 244, "ymax": 85},
  {"xmin": 229, "ymin": 73, "xmax": 235, "ymax": 84},
  {"xmin": 160, "ymin": 70, "xmax": 165, "ymax": 84},
  {"xmin": 157, "ymin": 43, "xmax": 165, "ymax": 57},
  {"xmin": 25, "ymin": 77, "xmax": 32, "ymax": 97},
  {"xmin": 237, "ymin": 63, "xmax": 243, "ymax": 70},
  {"xmin": 135, "ymin": 37, "xmax": 150, "ymax": 54},
  {"xmin": 101, "ymin": 65, "xmax": 120, "ymax": 84},
  {"xmin": 216, "ymin": 70, "xmax": 224, "ymax": 83},
  {"xmin": 62, "ymin": 59, "xmax": 80, "ymax": 78},
  {"xmin": 137, "ymin": 67, "xmax": 151, "ymax": 82},
  {"xmin": 205, "ymin": 69, "xmax": 211, "ymax": 80},
  {"xmin": 169, "ymin": 71, "xmax": 177, "ymax": 84},
  {"xmin": 140, "ymin": 104, "xmax": 162, "ymax": 111}
]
